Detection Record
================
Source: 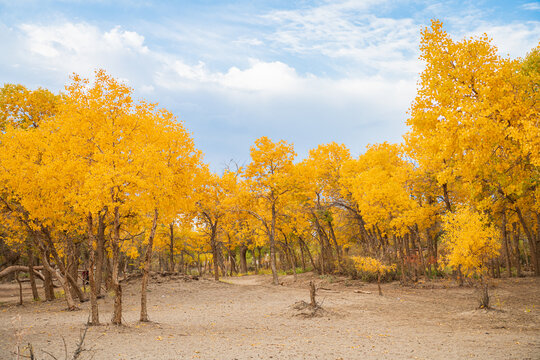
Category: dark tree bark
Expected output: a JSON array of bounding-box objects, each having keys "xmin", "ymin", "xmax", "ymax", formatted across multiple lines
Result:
[
  {"xmin": 86, "ymin": 213, "xmax": 100, "ymax": 325},
  {"xmin": 516, "ymin": 206, "xmax": 538, "ymax": 276},
  {"xmin": 269, "ymin": 202, "xmax": 279, "ymax": 285},
  {"xmin": 27, "ymin": 247, "xmax": 40, "ymax": 301},
  {"xmin": 512, "ymin": 223, "xmax": 522, "ymax": 277},
  {"xmin": 140, "ymin": 209, "xmax": 159, "ymax": 322},
  {"xmin": 111, "ymin": 206, "xmax": 123, "ymax": 325},
  {"xmin": 501, "ymin": 210, "xmax": 512, "ymax": 277},
  {"xmin": 239, "ymin": 245, "xmax": 248, "ymax": 274},
  {"xmin": 299, "ymin": 237, "xmax": 319, "ymax": 273},
  {"xmin": 169, "ymin": 223, "xmax": 175, "ymax": 272},
  {"xmin": 95, "ymin": 210, "xmax": 106, "ymax": 298},
  {"xmin": 42, "ymin": 252, "xmax": 55, "ymax": 301}
]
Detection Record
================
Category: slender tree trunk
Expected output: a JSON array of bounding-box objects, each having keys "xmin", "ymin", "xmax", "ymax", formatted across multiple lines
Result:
[
  {"xmin": 425, "ymin": 229, "xmax": 438, "ymax": 274},
  {"xmin": 396, "ymin": 235, "xmax": 406, "ymax": 283},
  {"xmin": 42, "ymin": 250, "xmax": 55, "ymax": 301},
  {"xmin": 15, "ymin": 271, "xmax": 23, "ymax": 305},
  {"xmin": 253, "ymin": 248, "xmax": 259, "ymax": 274},
  {"xmin": 257, "ymin": 247, "xmax": 262, "ymax": 273},
  {"xmin": 227, "ymin": 242, "xmax": 237, "ymax": 276},
  {"xmin": 40, "ymin": 248, "xmax": 77, "ymax": 310},
  {"xmin": 169, "ymin": 223, "xmax": 175, "ymax": 272},
  {"xmin": 270, "ymin": 203, "xmax": 279, "ymax": 285},
  {"xmin": 516, "ymin": 206, "xmax": 539, "ymax": 275},
  {"xmin": 179, "ymin": 252, "xmax": 184, "ymax": 274},
  {"xmin": 408, "ymin": 233, "xmax": 418, "ymax": 281},
  {"xmin": 377, "ymin": 271, "xmax": 382, "ymax": 296},
  {"xmin": 86, "ymin": 213, "xmax": 100, "ymax": 325},
  {"xmin": 512, "ymin": 223, "xmax": 522, "ymax": 277},
  {"xmin": 140, "ymin": 209, "xmax": 159, "ymax": 322},
  {"xmin": 479, "ymin": 276, "xmax": 490, "ymax": 309},
  {"xmin": 95, "ymin": 212, "xmax": 106, "ymax": 298},
  {"xmin": 299, "ymin": 237, "xmax": 318, "ymax": 273},
  {"xmin": 111, "ymin": 206, "xmax": 122, "ymax": 325},
  {"xmin": 414, "ymin": 226, "xmax": 428, "ymax": 278},
  {"xmin": 404, "ymin": 233, "xmax": 412, "ymax": 279},
  {"xmin": 27, "ymin": 247, "xmax": 39, "ymax": 301},
  {"xmin": 66, "ymin": 237, "xmax": 79, "ymax": 300},
  {"xmin": 327, "ymin": 219, "xmax": 342, "ymax": 271},
  {"xmin": 442, "ymin": 183, "xmax": 452, "ymax": 212},
  {"xmin": 312, "ymin": 212, "xmax": 333, "ymax": 273},
  {"xmin": 41, "ymin": 231, "xmax": 87, "ymax": 303},
  {"xmin": 210, "ymin": 221, "xmax": 220, "ymax": 281},
  {"xmin": 299, "ymin": 240, "xmax": 306, "ymax": 271},
  {"xmin": 501, "ymin": 211, "xmax": 512, "ymax": 277},
  {"xmin": 282, "ymin": 234, "xmax": 297, "ymax": 281}
]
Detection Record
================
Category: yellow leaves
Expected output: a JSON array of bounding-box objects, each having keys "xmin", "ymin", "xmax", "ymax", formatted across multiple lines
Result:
[
  {"xmin": 340, "ymin": 142, "xmax": 417, "ymax": 234},
  {"xmin": 406, "ymin": 20, "xmax": 538, "ymax": 214},
  {"xmin": 0, "ymin": 84, "xmax": 58, "ymax": 130},
  {"xmin": 352, "ymin": 256, "xmax": 396, "ymax": 275},
  {"xmin": 441, "ymin": 206, "xmax": 500, "ymax": 277},
  {"xmin": 244, "ymin": 136, "xmax": 296, "ymax": 198}
]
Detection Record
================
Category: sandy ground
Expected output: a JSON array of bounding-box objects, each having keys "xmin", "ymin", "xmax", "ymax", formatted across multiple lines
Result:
[{"xmin": 0, "ymin": 273, "xmax": 539, "ymax": 360}]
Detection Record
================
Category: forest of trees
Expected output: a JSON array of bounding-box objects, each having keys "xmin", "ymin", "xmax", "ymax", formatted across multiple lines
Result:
[{"xmin": 0, "ymin": 21, "xmax": 538, "ymax": 324}]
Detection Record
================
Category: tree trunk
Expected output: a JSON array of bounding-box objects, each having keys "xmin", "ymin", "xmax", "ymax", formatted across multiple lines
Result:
[
  {"xmin": 169, "ymin": 223, "xmax": 175, "ymax": 273},
  {"xmin": 414, "ymin": 226, "xmax": 428, "ymax": 278},
  {"xmin": 15, "ymin": 271, "xmax": 23, "ymax": 305},
  {"xmin": 512, "ymin": 223, "xmax": 522, "ymax": 277},
  {"xmin": 516, "ymin": 206, "xmax": 539, "ymax": 275},
  {"xmin": 309, "ymin": 281, "xmax": 317, "ymax": 307},
  {"xmin": 210, "ymin": 221, "xmax": 220, "ymax": 281},
  {"xmin": 442, "ymin": 183, "xmax": 452, "ymax": 212},
  {"xmin": 426, "ymin": 229, "xmax": 438, "ymax": 274},
  {"xmin": 42, "ymin": 252, "xmax": 55, "ymax": 301},
  {"xmin": 501, "ymin": 211, "xmax": 512, "ymax": 277},
  {"xmin": 86, "ymin": 213, "xmax": 100, "ymax": 325},
  {"xmin": 95, "ymin": 211, "xmax": 106, "ymax": 298},
  {"xmin": 27, "ymin": 247, "xmax": 40, "ymax": 301},
  {"xmin": 377, "ymin": 271, "xmax": 382, "ymax": 296},
  {"xmin": 111, "ymin": 206, "xmax": 123, "ymax": 325},
  {"xmin": 227, "ymin": 244, "xmax": 236, "ymax": 276},
  {"xmin": 299, "ymin": 240, "xmax": 306, "ymax": 271},
  {"xmin": 40, "ymin": 230, "xmax": 87, "ymax": 303},
  {"xmin": 396, "ymin": 235, "xmax": 407, "ymax": 283},
  {"xmin": 299, "ymin": 237, "xmax": 318, "ymax": 273},
  {"xmin": 239, "ymin": 245, "xmax": 248, "ymax": 274},
  {"xmin": 270, "ymin": 203, "xmax": 279, "ymax": 285},
  {"xmin": 327, "ymin": 219, "xmax": 342, "ymax": 271},
  {"xmin": 282, "ymin": 234, "xmax": 297, "ymax": 281},
  {"xmin": 140, "ymin": 209, "xmax": 159, "ymax": 322},
  {"xmin": 40, "ymin": 248, "xmax": 77, "ymax": 310},
  {"xmin": 479, "ymin": 276, "xmax": 490, "ymax": 309},
  {"xmin": 66, "ymin": 237, "xmax": 79, "ymax": 301},
  {"xmin": 252, "ymin": 248, "xmax": 259, "ymax": 274}
]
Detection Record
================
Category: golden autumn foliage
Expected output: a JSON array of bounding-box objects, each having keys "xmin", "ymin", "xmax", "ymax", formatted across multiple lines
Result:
[
  {"xmin": 0, "ymin": 19, "xmax": 538, "ymax": 320},
  {"xmin": 352, "ymin": 256, "xmax": 396, "ymax": 276},
  {"xmin": 441, "ymin": 207, "xmax": 500, "ymax": 278}
]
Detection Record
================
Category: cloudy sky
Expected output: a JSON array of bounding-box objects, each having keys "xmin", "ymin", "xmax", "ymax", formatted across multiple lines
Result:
[{"xmin": 1, "ymin": 0, "xmax": 539, "ymax": 170}]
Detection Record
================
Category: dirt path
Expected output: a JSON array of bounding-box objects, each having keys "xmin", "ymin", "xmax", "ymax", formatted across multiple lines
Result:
[{"xmin": 1, "ymin": 273, "xmax": 539, "ymax": 359}]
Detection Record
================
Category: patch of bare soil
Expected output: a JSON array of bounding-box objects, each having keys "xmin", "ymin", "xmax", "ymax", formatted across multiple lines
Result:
[{"xmin": 0, "ymin": 273, "xmax": 539, "ymax": 359}]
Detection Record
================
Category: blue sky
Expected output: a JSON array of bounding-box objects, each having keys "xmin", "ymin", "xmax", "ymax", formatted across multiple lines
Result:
[{"xmin": 1, "ymin": 0, "xmax": 539, "ymax": 171}]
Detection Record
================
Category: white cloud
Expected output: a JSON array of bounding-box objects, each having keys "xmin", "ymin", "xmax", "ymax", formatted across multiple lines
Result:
[
  {"xmin": 18, "ymin": 23, "xmax": 150, "ymax": 77},
  {"xmin": 522, "ymin": 2, "xmax": 540, "ymax": 11},
  {"xmin": 261, "ymin": 1, "xmax": 420, "ymax": 76},
  {"xmin": 470, "ymin": 22, "xmax": 540, "ymax": 57}
]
